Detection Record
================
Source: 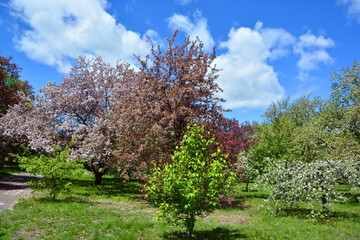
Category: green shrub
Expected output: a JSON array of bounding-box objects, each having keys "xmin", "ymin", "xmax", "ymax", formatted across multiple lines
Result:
[
  {"xmin": 16, "ymin": 146, "xmax": 83, "ymax": 200},
  {"xmin": 145, "ymin": 124, "xmax": 235, "ymax": 238}
]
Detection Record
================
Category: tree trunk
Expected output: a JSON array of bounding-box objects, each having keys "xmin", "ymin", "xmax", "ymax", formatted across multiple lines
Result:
[
  {"xmin": 321, "ymin": 195, "xmax": 329, "ymax": 217},
  {"xmin": 187, "ymin": 218, "xmax": 195, "ymax": 239},
  {"xmin": 319, "ymin": 173, "xmax": 329, "ymax": 217},
  {"xmin": 51, "ymin": 175, "xmax": 57, "ymax": 200},
  {"xmin": 94, "ymin": 171, "xmax": 104, "ymax": 185},
  {"xmin": 83, "ymin": 163, "xmax": 106, "ymax": 185}
]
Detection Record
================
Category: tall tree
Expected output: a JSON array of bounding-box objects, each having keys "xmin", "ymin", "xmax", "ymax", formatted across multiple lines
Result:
[
  {"xmin": 246, "ymin": 86, "xmax": 360, "ymax": 180},
  {"xmin": 2, "ymin": 57, "xmax": 134, "ymax": 184},
  {"xmin": 330, "ymin": 59, "xmax": 360, "ymax": 143},
  {"xmin": 0, "ymin": 54, "xmax": 32, "ymax": 115},
  {"xmin": 115, "ymin": 31, "xmax": 227, "ymax": 179},
  {"xmin": 0, "ymin": 54, "xmax": 33, "ymax": 168},
  {"xmin": 245, "ymin": 95, "xmax": 325, "ymax": 176}
]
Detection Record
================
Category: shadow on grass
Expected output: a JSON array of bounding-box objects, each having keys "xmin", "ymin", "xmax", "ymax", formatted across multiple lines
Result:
[
  {"xmin": 0, "ymin": 164, "xmax": 22, "ymax": 180},
  {"xmin": 271, "ymin": 207, "xmax": 346, "ymax": 220},
  {"xmin": 0, "ymin": 174, "xmax": 41, "ymax": 191},
  {"xmin": 266, "ymin": 205, "xmax": 360, "ymax": 223},
  {"xmin": 331, "ymin": 210, "xmax": 360, "ymax": 223},
  {"xmin": 36, "ymin": 195, "xmax": 100, "ymax": 205},
  {"xmin": 69, "ymin": 177, "xmax": 143, "ymax": 200},
  {"xmin": 339, "ymin": 192, "xmax": 360, "ymax": 204},
  {"xmin": 274, "ymin": 207, "xmax": 314, "ymax": 219},
  {"xmin": 163, "ymin": 227, "xmax": 247, "ymax": 240}
]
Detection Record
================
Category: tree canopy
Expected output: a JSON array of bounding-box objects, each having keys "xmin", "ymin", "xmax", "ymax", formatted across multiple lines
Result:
[
  {"xmin": 0, "ymin": 54, "xmax": 33, "ymax": 168},
  {"xmin": 114, "ymin": 31, "xmax": 229, "ymax": 179},
  {"xmin": 1, "ymin": 56, "xmax": 134, "ymax": 184}
]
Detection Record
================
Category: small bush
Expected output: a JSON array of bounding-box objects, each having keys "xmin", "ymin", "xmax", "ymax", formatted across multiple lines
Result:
[
  {"xmin": 16, "ymin": 145, "xmax": 83, "ymax": 200},
  {"xmin": 145, "ymin": 124, "xmax": 235, "ymax": 238}
]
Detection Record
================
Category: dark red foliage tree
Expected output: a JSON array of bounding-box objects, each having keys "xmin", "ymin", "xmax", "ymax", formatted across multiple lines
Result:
[
  {"xmin": 202, "ymin": 118, "xmax": 257, "ymax": 196},
  {"xmin": 114, "ymin": 31, "xmax": 227, "ymax": 179},
  {"xmin": 0, "ymin": 54, "xmax": 32, "ymax": 115},
  {"xmin": 202, "ymin": 117, "xmax": 256, "ymax": 177},
  {"xmin": 207, "ymin": 119, "xmax": 255, "ymax": 164}
]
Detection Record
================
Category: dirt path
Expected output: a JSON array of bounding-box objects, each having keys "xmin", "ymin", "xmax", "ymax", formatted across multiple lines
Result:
[{"xmin": 0, "ymin": 172, "xmax": 41, "ymax": 212}]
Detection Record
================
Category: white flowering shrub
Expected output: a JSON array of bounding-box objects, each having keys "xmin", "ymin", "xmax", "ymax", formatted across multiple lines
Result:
[{"xmin": 255, "ymin": 159, "xmax": 360, "ymax": 217}]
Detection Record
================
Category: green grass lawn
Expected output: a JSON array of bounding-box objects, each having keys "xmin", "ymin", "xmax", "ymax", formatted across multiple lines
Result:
[{"xmin": 0, "ymin": 174, "xmax": 359, "ymax": 239}]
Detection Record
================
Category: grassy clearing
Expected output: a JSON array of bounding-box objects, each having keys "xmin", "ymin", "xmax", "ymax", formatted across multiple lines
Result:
[
  {"xmin": 0, "ymin": 175, "xmax": 359, "ymax": 239},
  {"xmin": 0, "ymin": 163, "xmax": 22, "ymax": 180}
]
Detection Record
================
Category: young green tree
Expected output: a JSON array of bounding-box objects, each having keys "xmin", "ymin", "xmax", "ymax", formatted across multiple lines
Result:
[
  {"xmin": 145, "ymin": 124, "xmax": 235, "ymax": 238},
  {"xmin": 16, "ymin": 145, "xmax": 83, "ymax": 200}
]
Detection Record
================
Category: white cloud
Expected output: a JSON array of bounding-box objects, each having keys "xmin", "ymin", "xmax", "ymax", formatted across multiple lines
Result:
[
  {"xmin": 169, "ymin": 14, "xmax": 286, "ymax": 109},
  {"xmin": 255, "ymin": 21, "xmax": 296, "ymax": 60},
  {"xmin": 337, "ymin": 0, "xmax": 360, "ymax": 22},
  {"xmin": 214, "ymin": 23, "xmax": 286, "ymax": 109},
  {"xmin": 9, "ymin": 0, "xmax": 154, "ymax": 73},
  {"xmin": 174, "ymin": 0, "xmax": 194, "ymax": 6},
  {"xmin": 169, "ymin": 17, "xmax": 296, "ymax": 108},
  {"xmin": 167, "ymin": 11, "xmax": 215, "ymax": 51},
  {"xmin": 294, "ymin": 32, "xmax": 335, "ymax": 80},
  {"xmin": 169, "ymin": 16, "xmax": 287, "ymax": 109}
]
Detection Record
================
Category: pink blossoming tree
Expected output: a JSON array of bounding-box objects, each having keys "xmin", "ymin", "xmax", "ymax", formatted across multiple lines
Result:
[{"xmin": 2, "ymin": 57, "xmax": 134, "ymax": 184}]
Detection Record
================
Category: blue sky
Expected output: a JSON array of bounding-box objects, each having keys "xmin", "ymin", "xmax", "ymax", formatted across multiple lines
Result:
[{"xmin": 1, "ymin": 0, "xmax": 360, "ymax": 123}]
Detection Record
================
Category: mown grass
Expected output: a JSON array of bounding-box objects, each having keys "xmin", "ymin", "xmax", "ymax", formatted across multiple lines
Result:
[
  {"xmin": 0, "ymin": 163, "xmax": 22, "ymax": 180},
  {"xmin": 0, "ymin": 174, "xmax": 359, "ymax": 239}
]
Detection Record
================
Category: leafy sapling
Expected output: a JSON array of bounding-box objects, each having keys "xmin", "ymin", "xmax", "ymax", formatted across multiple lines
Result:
[
  {"xmin": 16, "ymin": 145, "xmax": 83, "ymax": 200},
  {"xmin": 145, "ymin": 124, "xmax": 235, "ymax": 238}
]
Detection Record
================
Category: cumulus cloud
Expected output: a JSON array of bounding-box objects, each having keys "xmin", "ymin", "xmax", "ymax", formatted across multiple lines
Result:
[
  {"xmin": 255, "ymin": 21, "xmax": 296, "ymax": 60},
  {"xmin": 9, "ymin": 0, "xmax": 154, "ymax": 73},
  {"xmin": 169, "ymin": 15, "xmax": 286, "ymax": 109},
  {"xmin": 167, "ymin": 11, "xmax": 215, "ymax": 51},
  {"xmin": 214, "ymin": 23, "xmax": 286, "ymax": 109},
  {"xmin": 337, "ymin": 0, "xmax": 360, "ymax": 22},
  {"xmin": 294, "ymin": 32, "xmax": 335, "ymax": 80}
]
